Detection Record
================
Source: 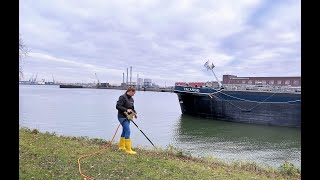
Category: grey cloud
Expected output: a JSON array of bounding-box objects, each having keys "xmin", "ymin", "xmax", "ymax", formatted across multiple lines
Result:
[{"xmin": 19, "ymin": 0, "xmax": 300, "ymax": 86}]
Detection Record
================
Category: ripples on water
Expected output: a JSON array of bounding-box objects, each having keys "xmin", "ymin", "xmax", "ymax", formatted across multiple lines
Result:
[
  {"xmin": 174, "ymin": 115, "xmax": 300, "ymax": 167},
  {"xmin": 19, "ymin": 85, "xmax": 300, "ymax": 168}
]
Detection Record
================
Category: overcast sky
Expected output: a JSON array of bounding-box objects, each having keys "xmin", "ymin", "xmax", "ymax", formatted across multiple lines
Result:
[{"xmin": 19, "ymin": 0, "xmax": 300, "ymax": 86}]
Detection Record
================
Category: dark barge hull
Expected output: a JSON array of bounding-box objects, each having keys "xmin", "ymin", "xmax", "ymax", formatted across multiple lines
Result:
[
  {"xmin": 60, "ymin": 85, "xmax": 83, "ymax": 88},
  {"xmin": 174, "ymin": 87, "xmax": 301, "ymax": 128}
]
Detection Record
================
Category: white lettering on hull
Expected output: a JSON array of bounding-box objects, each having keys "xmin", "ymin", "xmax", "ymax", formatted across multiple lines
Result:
[{"xmin": 183, "ymin": 87, "xmax": 200, "ymax": 92}]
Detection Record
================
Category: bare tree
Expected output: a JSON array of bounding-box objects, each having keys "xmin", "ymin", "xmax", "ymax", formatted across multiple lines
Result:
[{"xmin": 19, "ymin": 34, "xmax": 29, "ymax": 80}]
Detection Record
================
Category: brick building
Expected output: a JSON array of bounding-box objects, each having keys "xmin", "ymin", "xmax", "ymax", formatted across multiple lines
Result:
[{"xmin": 222, "ymin": 75, "xmax": 301, "ymax": 86}]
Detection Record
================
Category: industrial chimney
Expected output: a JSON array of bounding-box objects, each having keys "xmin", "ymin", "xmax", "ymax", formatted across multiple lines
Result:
[
  {"xmin": 126, "ymin": 68, "xmax": 128, "ymax": 84},
  {"xmin": 130, "ymin": 66, "xmax": 132, "ymax": 85}
]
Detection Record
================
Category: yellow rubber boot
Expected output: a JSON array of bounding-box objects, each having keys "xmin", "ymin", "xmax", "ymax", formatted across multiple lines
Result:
[
  {"xmin": 125, "ymin": 139, "xmax": 137, "ymax": 154},
  {"xmin": 118, "ymin": 137, "xmax": 126, "ymax": 151}
]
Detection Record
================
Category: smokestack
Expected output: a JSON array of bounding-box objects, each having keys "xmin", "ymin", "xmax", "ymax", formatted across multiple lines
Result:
[
  {"xmin": 126, "ymin": 68, "xmax": 128, "ymax": 84},
  {"xmin": 130, "ymin": 66, "xmax": 132, "ymax": 85},
  {"xmin": 123, "ymin": 72, "xmax": 124, "ymax": 83}
]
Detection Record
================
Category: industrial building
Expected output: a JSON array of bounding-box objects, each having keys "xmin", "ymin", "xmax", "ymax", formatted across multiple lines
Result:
[
  {"xmin": 120, "ymin": 66, "xmax": 157, "ymax": 89},
  {"xmin": 137, "ymin": 78, "xmax": 143, "ymax": 88},
  {"xmin": 143, "ymin": 78, "xmax": 152, "ymax": 88},
  {"xmin": 175, "ymin": 74, "xmax": 300, "ymax": 89},
  {"xmin": 175, "ymin": 81, "xmax": 220, "ymax": 88},
  {"xmin": 222, "ymin": 75, "xmax": 301, "ymax": 87}
]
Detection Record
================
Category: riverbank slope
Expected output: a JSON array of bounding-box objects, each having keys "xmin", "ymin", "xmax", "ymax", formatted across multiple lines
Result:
[{"xmin": 19, "ymin": 127, "xmax": 300, "ymax": 179}]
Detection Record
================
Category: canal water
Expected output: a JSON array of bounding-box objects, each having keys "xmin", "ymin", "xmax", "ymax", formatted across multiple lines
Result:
[{"xmin": 19, "ymin": 85, "xmax": 300, "ymax": 168}]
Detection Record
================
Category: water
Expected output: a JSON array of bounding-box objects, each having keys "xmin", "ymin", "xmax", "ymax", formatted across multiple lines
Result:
[{"xmin": 19, "ymin": 85, "xmax": 301, "ymax": 168}]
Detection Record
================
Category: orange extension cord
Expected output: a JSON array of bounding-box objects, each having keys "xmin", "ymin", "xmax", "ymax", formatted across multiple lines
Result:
[{"xmin": 78, "ymin": 124, "xmax": 121, "ymax": 180}]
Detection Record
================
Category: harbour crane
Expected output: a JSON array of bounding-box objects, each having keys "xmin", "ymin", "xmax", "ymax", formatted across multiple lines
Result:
[
  {"xmin": 52, "ymin": 74, "xmax": 55, "ymax": 84},
  {"xmin": 33, "ymin": 73, "xmax": 38, "ymax": 83},
  {"xmin": 29, "ymin": 74, "xmax": 34, "ymax": 82},
  {"xmin": 95, "ymin": 73, "xmax": 100, "ymax": 88}
]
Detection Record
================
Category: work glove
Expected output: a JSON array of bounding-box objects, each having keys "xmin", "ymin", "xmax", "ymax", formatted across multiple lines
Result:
[{"xmin": 124, "ymin": 111, "xmax": 136, "ymax": 120}]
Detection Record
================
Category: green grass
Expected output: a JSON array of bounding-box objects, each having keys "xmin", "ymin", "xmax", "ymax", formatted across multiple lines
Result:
[{"xmin": 19, "ymin": 127, "xmax": 300, "ymax": 180}]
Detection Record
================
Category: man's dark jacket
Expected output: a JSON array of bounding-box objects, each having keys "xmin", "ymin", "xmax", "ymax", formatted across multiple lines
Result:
[{"xmin": 116, "ymin": 93, "xmax": 137, "ymax": 118}]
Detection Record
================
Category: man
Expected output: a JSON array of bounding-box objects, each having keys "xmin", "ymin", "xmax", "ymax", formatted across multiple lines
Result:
[{"xmin": 116, "ymin": 87, "xmax": 138, "ymax": 154}]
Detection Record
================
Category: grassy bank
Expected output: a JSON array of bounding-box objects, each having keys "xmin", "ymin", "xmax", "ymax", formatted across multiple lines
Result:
[{"xmin": 19, "ymin": 127, "xmax": 300, "ymax": 179}]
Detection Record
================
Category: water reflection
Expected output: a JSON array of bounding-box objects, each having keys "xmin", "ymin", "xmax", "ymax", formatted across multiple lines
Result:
[{"xmin": 173, "ymin": 114, "xmax": 301, "ymax": 167}]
